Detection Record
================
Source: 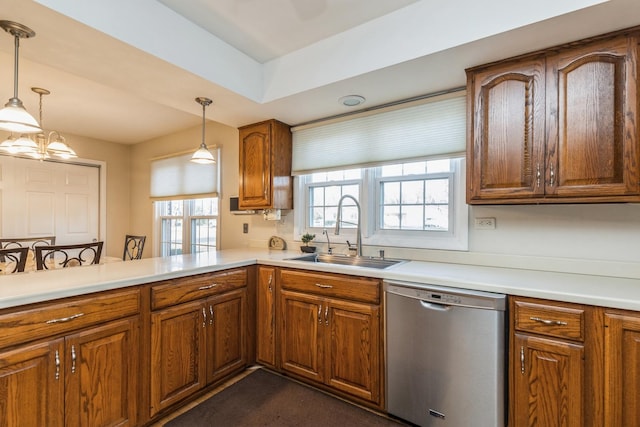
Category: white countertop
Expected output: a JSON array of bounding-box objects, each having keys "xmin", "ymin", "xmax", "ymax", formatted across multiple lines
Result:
[{"xmin": 1, "ymin": 248, "xmax": 639, "ymax": 311}]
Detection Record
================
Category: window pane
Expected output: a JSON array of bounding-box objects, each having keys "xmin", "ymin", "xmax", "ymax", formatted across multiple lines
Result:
[
  {"xmin": 307, "ymin": 180, "xmax": 360, "ymax": 229},
  {"xmin": 325, "ymin": 186, "xmax": 343, "ymax": 205},
  {"xmin": 402, "ymin": 205, "xmax": 424, "ymax": 230},
  {"xmin": 311, "ymin": 186, "xmax": 325, "ymax": 206},
  {"xmin": 427, "ymin": 159, "xmax": 451, "ymax": 173},
  {"xmin": 427, "ymin": 178, "xmax": 449, "ymax": 203},
  {"xmin": 403, "ymin": 161, "xmax": 427, "ymax": 175},
  {"xmin": 160, "ymin": 218, "xmax": 182, "ymax": 256},
  {"xmin": 380, "ymin": 174, "xmax": 450, "ymax": 231},
  {"xmin": 425, "ymin": 205, "xmax": 449, "ymax": 231},
  {"xmin": 383, "ymin": 182, "xmax": 400, "ymax": 204},
  {"xmin": 401, "ymin": 180, "xmax": 424, "ymax": 204},
  {"xmin": 156, "ymin": 197, "xmax": 218, "ymax": 256},
  {"xmin": 382, "ymin": 205, "xmax": 400, "ymax": 229},
  {"xmin": 192, "ymin": 198, "xmax": 218, "ymax": 216},
  {"xmin": 191, "ymin": 218, "xmax": 217, "ymax": 253},
  {"xmin": 380, "ymin": 163, "xmax": 403, "ymax": 177}
]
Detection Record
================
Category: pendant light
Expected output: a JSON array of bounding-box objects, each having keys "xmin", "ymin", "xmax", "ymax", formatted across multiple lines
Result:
[
  {"xmin": 0, "ymin": 87, "xmax": 77, "ymax": 159},
  {"xmin": 190, "ymin": 97, "xmax": 216, "ymax": 164},
  {"xmin": 0, "ymin": 21, "xmax": 41, "ymax": 134}
]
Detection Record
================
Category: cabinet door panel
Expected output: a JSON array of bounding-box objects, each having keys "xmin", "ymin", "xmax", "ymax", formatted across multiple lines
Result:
[
  {"xmin": 547, "ymin": 36, "xmax": 639, "ymax": 197},
  {"xmin": 468, "ymin": 58, "xmax": 546, "ymax": 201},
  {"xmin": 206, "ymin": 289, "xmax": 246, "ymax": 383},
  {"xmin": 280, "ymin": 290, "xmax": 323, "ymax": 383},
  {"xmin": 257, "ymin": 266, "xmax": 276, "ymax": 367},
  {"xmin": 65, "ymin": 317, "xmax": 139, "ymax": 427},
  {"xmin": 0, "ymin": 339, "xmax": 65, "ymax": 427},
  {"xmin": 150, "ymin": 300, "xmax": 205, "ymax": 417},
  {"xmin": 513, "ymin": 333, "xmax": 583, "ymax": 427},
  {"xmin": 604, "ymin": 312, "xmax": 640, "ymax": 426},
  {"xmin": 239, "ymin": 121, "xmax": 272, "ymax": 209},
  {"xmin": 326, "ymin": 300, "xmax": 380, "ymax": 404}
]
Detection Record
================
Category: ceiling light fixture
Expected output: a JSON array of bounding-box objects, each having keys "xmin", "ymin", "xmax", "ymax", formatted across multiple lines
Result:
[
  {"xmin": 190, "ymin": 97, "xmax": 216, "ymax": 164},
  {"xmin": 339, "ymin": 95, "xmax": 366, "ymax": 107},
  {"xmin": 0, "ymin": 87, "xmax": 77, "ymax": 160},
  {"xmin": 0, "ymin": 21, "xmax": 41, "ymax": 134}
]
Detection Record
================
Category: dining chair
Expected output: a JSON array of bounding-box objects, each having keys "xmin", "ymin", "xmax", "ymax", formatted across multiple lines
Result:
[
  {"xmin": 0, "ymin": 236, "xmax": 56, "ymax": 250},
  {"xmin": 35, "ymin": 242, "xmax": 104, "ymax": 270},
  {"xmin": 123, "ymin": 235, "xmax": 146, "ymax": 261},
  {"xmin": 0, "ymin": 247, "xmax": 29, "ymax": 274}
]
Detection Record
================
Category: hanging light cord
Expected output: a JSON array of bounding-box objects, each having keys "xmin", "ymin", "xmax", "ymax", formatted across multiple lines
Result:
[
  {"xmin": 201, "ymin": 100, "xmax": 206, "ymax": 147},
  {"xmin": 11, "ymin": 34, "xmax": 19, "ymax": 100}
]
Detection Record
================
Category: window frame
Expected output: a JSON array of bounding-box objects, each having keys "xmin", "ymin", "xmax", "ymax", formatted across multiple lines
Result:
[
  {"xmin": 293, "ymin": 157, "xmax": 468, "ymax": 251},
  {"xmin": 154, "ymin": 197, "xmax": 220, "ymax": 257}
]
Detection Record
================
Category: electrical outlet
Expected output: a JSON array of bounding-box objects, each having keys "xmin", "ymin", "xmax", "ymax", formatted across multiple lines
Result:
[
  {"xmin": 243, "ymin": 223, "xmax": 249, "ymax": 233},
  {"xmin": 474, "ymin": 217, "xmax": 496, "ymax": 229}
]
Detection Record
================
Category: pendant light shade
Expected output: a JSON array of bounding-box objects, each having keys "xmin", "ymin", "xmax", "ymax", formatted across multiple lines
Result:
[
  {"xmin": 190, "ymin": 97, "xmax": 216, "ymax": 164},
  {"xmin": 0, "ymin": 21, "xmax": 41, "ymax": 134}
]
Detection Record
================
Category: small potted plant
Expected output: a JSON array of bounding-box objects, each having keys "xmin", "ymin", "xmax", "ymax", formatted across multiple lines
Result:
[{"xmin": 300, "ymin": 233, "xmax": 316, "ymax": 253}]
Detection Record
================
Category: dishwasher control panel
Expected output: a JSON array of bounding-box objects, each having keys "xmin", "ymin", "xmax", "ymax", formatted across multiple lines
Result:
[{"xmin": 384, "ymin": 281, "xmax": 506, "ymax": 310}]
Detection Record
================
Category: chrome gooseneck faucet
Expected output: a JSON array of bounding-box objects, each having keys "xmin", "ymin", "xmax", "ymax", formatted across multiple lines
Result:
[{"xmin": 334, "ymin": 194, "xmax": 362, "ymax": 257}]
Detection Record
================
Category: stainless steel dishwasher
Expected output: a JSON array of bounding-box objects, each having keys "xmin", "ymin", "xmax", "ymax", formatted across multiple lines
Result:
[{"xmin": 385, "ymin": 280, "xmax": 507, "ymax": 427}]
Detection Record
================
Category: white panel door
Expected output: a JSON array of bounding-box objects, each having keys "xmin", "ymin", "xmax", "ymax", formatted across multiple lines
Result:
[{"xmin": 0, "ymin": 156, "xmax": 100, "ymax": 244}]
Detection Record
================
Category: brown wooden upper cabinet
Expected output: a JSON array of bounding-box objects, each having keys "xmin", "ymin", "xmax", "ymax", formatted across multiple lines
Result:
[
  {"xmin": 467, "ymin": 31, "xmax": 640, "ymax": 204},
  {"xmin": 238, "ymin": 119, "xmax": 293, "ymax": 210}
]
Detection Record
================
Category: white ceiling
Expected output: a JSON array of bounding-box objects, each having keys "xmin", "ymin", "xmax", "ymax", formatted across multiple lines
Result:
[{"xmin": 1, "ymin": 0, "xmax": 640, "ymax": 144}]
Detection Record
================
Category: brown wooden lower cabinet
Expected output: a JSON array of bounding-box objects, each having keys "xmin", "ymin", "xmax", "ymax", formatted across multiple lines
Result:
[
  {"xmin": 604, "ymin": 310, "xmax": 640, "ymax": 426},
  {"xmin": 256, "ymin": 265, "xmax": 276, "ymax": 367},
  {"xmin": 509, "ymin": 296, "xmax": 605, "ymax": 427},
  {"xmin": 149, "ymin": 269, "xmax": 249, "ymax": 418},
  {"xmin": 0, "ymin": 289, "xmax": 140, "ymax": 427},
  {"xmin": 278, "ymin": 269, "xmax": 383, "ymax": 408},
  {"xmin": 0, "ymin": 339, "xmax": 66, "ymax": 426},
  {"xmin": 512, "ymin": 333, "xmax": 584, "ymax": 426}
]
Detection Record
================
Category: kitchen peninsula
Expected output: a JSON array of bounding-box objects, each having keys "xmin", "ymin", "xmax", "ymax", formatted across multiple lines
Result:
[{"xmin": 1, "ymin": 249, "xmax": 640, "ymax": 426}]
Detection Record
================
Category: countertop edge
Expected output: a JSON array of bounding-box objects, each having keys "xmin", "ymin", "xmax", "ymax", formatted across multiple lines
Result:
[{"xmin": 0, "ymin": 249, "xmax": 638, "ymax": 311}]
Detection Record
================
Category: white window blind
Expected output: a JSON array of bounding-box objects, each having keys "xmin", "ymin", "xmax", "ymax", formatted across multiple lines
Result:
[
  {"xmin": 150, "ymin": 151, "xmax": 219, "ymax": 200},
  {"xmin": 291, "ymin": 91, "xmax": 466, "ymax": 175}
]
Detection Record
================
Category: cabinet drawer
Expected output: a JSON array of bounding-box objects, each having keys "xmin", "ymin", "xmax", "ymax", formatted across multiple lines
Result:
[
  {"xmin": 151, "ymin": 268, "xmax": 247, "ymax": 309},
  {"xmin": 280, "ymin": 269, "xmax": 380, "ymax": 304},
  {"xmin": 0, "ymin": 288, "xmax": 140, "ymax": 349},
  {"xmin": 514, "ymin": 298, "xmax": 585, "ymax": 341}
]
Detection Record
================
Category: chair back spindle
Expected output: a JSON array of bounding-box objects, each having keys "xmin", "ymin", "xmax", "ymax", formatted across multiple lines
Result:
[
  {"xmin": 0, "ymin": 247, "xmax": 29, "ymax": 274},
  {"xmin": 123, "ymin": 235, "xmax": 146, "ymax": 261},
  {"xmin": 35, "ymin": 242, "xmax": 103, "ymax": 270}
]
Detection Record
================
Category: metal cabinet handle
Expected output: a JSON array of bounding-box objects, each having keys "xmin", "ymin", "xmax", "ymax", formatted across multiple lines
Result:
[
  {"xmin": 209, "ymin": 305, "xmax": 214, "ymax": 325},
  {"xmin": 318, "ymin": 305, "xmax": 322, "ymax": 323},
  {"xmin": 71, "ymin": 345, "xmax": 77, "ymax": 374},
  {"xmin": 55, "ymin": 350, "xmax": 60, "ymax": 380},
  {"xmin": 315, "ymin": 283, "xmax": 333, "ymax": 289},
  {"xmin": 536, "ymin": 163, "xmax": 541, "ymax": 188},
  {"xmin": 520, "ymin": 346, "xmax": 525, "ymax": 374},
  {"xmin": 549, "ymin": 165, "xmax": 555, "ymax": 187},
  {"xmin": 268, "ymin": 274, "xmax": 273, "ymax": 293},
  {"xmin": 324, "ymin": 306, "xmax": 329, "ymax": 326},
  {"xmin": 46, "ymin": 313, "xmax": 84, "ymax": 324},
  {"xmin": 202, "ymin": 307, "xmax": 207, "ymax": 328},
  {"xmin": 530, "ymin": 316, "xmax": 567, "ymax": 326},
  {"xmin": 199, "ymin": 283, "xmax": 218, "ymax": 290}
]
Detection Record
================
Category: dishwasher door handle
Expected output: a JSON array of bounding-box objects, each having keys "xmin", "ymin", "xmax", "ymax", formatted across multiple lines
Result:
[{"xmin": 420, "ymin": 300, "xmax": 451, "ymax": 311}]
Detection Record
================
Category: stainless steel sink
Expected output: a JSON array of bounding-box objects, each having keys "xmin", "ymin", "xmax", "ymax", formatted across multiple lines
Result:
[{"xmin": 286, "ymin": 253, "xmax": 406, "ymax": 269}]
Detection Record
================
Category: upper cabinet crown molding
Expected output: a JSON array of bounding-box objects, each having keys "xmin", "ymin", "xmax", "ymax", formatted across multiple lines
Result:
[
  {"xmin": 466, "ymin": 28, "xmax": 640, "ymax": 204},
  {"xmin": 238, "ymin": 119, "xmax": 293, "ymax": 210}
]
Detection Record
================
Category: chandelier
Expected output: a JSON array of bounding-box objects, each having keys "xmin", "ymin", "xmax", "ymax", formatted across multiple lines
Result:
[{"xmin": 0, "ymin": 87, "xmax": 77, "ymax": 160}]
